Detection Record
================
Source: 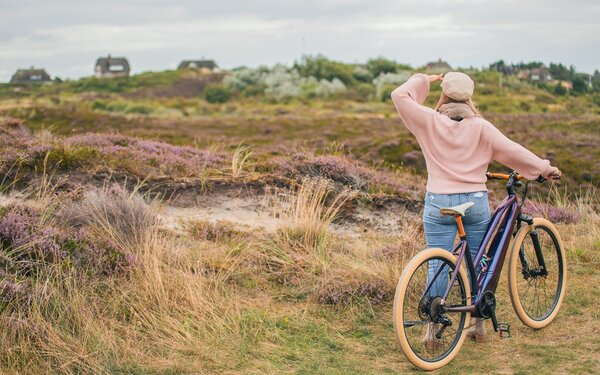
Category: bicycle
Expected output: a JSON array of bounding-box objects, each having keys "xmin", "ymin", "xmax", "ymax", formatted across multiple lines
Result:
[{"xmin": 393, "ymin": 171, "xmax": 567, "ymax": 370}]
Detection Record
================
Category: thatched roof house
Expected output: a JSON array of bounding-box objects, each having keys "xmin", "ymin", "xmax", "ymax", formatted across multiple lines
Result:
[
  {"xmin": 517, "ymin": 67, "xmax": 552, "ymax": 81},
  {"xmin": 10, "ymin": 67, "xmax": 52, "ymax": 84},
  {"xmin": 95, "ymin": 55, "xmax": 130, "ymax": 78},
  {"xmin": 425, "ymin": 58, "xmax": 452, "ymax": 72},
  {"xmin": 177, "ymin": 60, "xmax": 219, "ymax": 73}
]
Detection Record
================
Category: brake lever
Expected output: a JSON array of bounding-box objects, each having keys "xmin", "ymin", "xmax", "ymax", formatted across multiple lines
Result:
[{"xmin": 536, "ymin": 175, "xmax": 561, "ymax": 183}]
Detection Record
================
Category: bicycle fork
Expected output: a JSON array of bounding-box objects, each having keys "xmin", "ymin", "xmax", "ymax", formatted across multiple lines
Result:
[{"xmin": 517, "ymin": 214, "xmax": 548, "ymax": 279}]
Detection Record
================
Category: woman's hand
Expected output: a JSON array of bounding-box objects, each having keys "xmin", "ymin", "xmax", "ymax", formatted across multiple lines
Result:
[
  {"xmin": 546, "ymin": 167, "xmax": 562, "ymax": 180},
  {"xmin": 427, "ymin": 74, "xmax": 444, "ymax": 83}
]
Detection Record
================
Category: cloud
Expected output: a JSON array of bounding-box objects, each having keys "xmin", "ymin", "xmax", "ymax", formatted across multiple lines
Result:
[{"xmin": 0, "ymin": 0, "xmax": 598, "ymax": 81}]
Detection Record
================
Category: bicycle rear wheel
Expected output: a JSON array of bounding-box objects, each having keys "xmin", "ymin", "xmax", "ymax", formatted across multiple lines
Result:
[
  {"xmin": 508, "ymin": 218, "xmax": 567, "ymax": 329},
  {"xmin": 393, "ymin": 248, "xmax": 471, "ymax": 371}
]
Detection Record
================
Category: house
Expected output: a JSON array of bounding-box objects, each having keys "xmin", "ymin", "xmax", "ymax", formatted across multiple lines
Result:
[
  {"xmin": 425, "ymin": 58, "xmax": 452, "ymax": 72},
  {"xmin": 10, "ymin": 67, "xmax": 52, "ymax": 84},
  {"xmin": 95, "ymin": 55, "xmax": 131, "ymax": 78},
  {"xmin": 517, "ymin": 67, "xmax": 552, "ymax": 81},
  {"xmin": 177, "ymin": 60, "xmax": 219, "ymax": 73}
]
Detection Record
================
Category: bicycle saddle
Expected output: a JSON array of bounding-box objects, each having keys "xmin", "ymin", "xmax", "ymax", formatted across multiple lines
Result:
[{"xmin": 439, "ymin": 202, "xmax": 474, "ymax": 217}]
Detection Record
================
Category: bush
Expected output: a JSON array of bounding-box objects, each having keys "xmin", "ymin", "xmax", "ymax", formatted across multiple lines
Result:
[
  {"xmin": 312, "ymin": 78, "xmax": 346, "ymax": 98},
  {"xmin": 105, "ymin": 102, "xmax": 128, "ymax": 112},
  {"xmin": 554, "ymin": 83, "xmax": 568, "ymax": 96},
  {"xmin": 91, "ymin": 100, "xmax": 107, "ymax": 110},
  {"xmin": 572, "ymin": 78, "xmax": 588, "ymax": 94},
  {"xmin": 224, "ymin": 65, "xmax": 347, "ymax": 101},
  {"xmin": 366, "ymin": 57, "xmax": 399, "ymax": 77},
  {"xmin": 59, "ymin": 186, "xmax": 158, "ymax": 251},
  {"xmin": 373, "ymin": 71, "xmax": 410, "ymax": 100},
  {"xmin": 204, "ymin": 85, "xmax": 231, "ymax": 103},
  {"xmin": 295, "ymin": 55, "xmax": 355, "ymax": 86},
  {"xmin": 354, "ymin": 83, "xmax": 375, "ymax": 101},
  {"xmin": 125, "ymin": 104, "xmax": 153, "ymax": 115},
  {"xmin": 352, "ymin": 66, "xmax": 373, "ymax": 83}
]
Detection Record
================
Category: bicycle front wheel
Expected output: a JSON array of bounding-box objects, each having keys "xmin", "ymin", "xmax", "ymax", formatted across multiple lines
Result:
[
  {"xmin": 393, "ymin": 248, "xmax": 471, "ymax": 371},
  {"xmin": 508, "ymin": 218, "xmax": 567, "ymax": 329}
]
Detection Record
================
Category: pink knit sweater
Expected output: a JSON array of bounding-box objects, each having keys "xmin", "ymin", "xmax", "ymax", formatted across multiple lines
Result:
[{"xmin": 391, "ymin": 73, "xmax": 555, "ymax": 194}]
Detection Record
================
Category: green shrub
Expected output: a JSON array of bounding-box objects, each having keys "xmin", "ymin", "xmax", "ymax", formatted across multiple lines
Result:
[
  {"xmin": 572, "ymin": 78, "xmax": 588, "ymax": 94},
  {"xmin": 295, "ymin": 55, "xmax": 356, "ymax": 86},
  {"xmin": 354, "ymin": 83, "xmax": 375, "ymax": 101},
  {"xmin": 204, "ymin": 85, "xmax": 232, "ymax": 103},
  {"xmin": 352, "ymin": 67, "xmax": 373, "ymax": 83},
  {"xmin": 125, "ymin": 104, "xmax": 153, "ymax": 115},
  {"xmin": 554, "ymin": 84, "xmax": 568, "ymax": 96},
  {"xmin": 379, "ymin": 84, "xmax": 397, "ymax": 102},
  {"xmin": 105, "ymin": 102, "xmax": 128, "ymax": 112},
  {"xmin": 366, "ymin": 57, "xmax": 401, "ymax": 77},
  {"xmin": 91, "ymin": 100, "xmax": 107, "ymax": 110}
]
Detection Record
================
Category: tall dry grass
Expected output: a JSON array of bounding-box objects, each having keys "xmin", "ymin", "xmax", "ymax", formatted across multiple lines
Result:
[
  {"xmin": 527, "ymin": 184, "xmax": 600, "ymax": 261},
  {"xmin": 254, "ymin": 178, "xmax": 424, "ymax": 306},
  {"xmin": 257, "ymin": 178, "xmax": 354, "ymax": 282},
  {"xmin": 230, "ymin": 142, "xmax": 253, "ymax": 178},
  {"xmin": 278, "ymin": 178, "xmax": 352, "ymax": 255},
  {"xmin": 0, "ymin": 184, "xmax": 246, "ymax": 374}
]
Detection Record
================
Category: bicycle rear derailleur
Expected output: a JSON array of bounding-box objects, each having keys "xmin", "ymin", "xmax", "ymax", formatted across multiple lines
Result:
[{"xmin": 419, "ymin": 296, "xmax": 453, "ymax": 339}]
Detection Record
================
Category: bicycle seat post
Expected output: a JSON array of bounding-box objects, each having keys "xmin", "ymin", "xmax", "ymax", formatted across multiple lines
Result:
[
  {"xmin": 455, "ymin": 215, "xmax": 467, "ymax": 239},
  {"xmin": 452, "ymin": 212, "xmax": 479, "ymax": 297}
]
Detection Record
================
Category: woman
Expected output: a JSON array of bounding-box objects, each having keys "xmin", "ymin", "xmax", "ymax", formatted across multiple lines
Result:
[{"xmin": 391, "ymin": 72, "xmax": 561, "ymax": 345}]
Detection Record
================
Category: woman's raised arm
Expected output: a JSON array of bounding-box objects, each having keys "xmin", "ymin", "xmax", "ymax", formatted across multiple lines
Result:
[{"xmin": 391, "ymin": 74, "xmax": 442, "ymax": 135}]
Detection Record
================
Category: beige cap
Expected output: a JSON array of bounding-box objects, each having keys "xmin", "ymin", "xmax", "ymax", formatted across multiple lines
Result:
[{"xmin": 441, "ymin": 72, "xmax": 474, "ymax": 101}]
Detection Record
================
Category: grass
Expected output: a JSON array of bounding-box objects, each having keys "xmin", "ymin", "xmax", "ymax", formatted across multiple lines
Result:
[
  {"xmin": 230, "ymin": 142, "xmax": 253, "ymax": 178},
  {"xmin": 0, "ymin": 69, "xmax": 598, "ymax": 373},
  {"xmin": 2, "ymin": 99, "xmax": 597, "ymax": 196},
  {"xmin": 0, "ymin": 163, "xmax": 598, "ymax": 374}
]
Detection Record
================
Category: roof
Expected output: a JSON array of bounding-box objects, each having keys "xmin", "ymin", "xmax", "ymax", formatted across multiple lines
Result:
[
  {"xmin": 95, "ymin": 56, "xmax": 131, "ymax": 73},
  {"xmin": 425, "ymin": 58, "xmax": 452, "ymax": 70},
  {"xmin": 10, "ymin": 68, "xmax": 52, "ymax": 83},
  {"xmin": 178, "ymin": 60, "xmax": 218, "ymax": 70}
]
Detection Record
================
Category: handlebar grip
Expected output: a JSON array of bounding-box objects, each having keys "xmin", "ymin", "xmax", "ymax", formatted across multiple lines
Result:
[{"xmin": 536, "ymin": 175, "xmax": 561, "ymax": 183}]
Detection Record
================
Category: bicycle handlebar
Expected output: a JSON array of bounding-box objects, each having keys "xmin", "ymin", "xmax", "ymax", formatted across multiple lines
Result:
[
  {"xmin": 486, "ymin": 172, "xmax": 560, "ymax": 183},
  {"xmin": 486, "ymin": 172, "xmax": 523, "ymax": 181}
]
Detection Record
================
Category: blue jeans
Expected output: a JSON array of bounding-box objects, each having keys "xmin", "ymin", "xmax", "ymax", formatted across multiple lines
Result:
[{"xmin": 423, "ymin": 191, "xmax": 491, "ymax": 297}]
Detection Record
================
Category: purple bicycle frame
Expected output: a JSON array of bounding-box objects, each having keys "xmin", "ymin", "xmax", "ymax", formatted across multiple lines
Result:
[{"xmin": 422, "ymin": 194, "xmax": 521, "ymax": 313}]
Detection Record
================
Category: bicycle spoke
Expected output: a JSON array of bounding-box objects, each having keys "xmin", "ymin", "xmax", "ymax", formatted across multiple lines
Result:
[{"xmin": 402, "ymin": 256, "xmax": 467, "ymax": 362}]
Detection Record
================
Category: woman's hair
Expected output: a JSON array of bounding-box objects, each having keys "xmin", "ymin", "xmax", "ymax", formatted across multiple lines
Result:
[{"xmin": 434, "ymin": 92, "xmax": 482, "ymax": 117}]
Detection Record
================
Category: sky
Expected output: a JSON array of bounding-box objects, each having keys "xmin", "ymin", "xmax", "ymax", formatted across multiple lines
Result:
[{"xmin": 1, "ymin": 0, "xmax": 599, "ymax": 82}]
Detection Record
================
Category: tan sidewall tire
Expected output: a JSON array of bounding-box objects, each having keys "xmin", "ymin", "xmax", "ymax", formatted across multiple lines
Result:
[
  {"xmin": 508, "ymin": 218, "xmax": 567, "ymax": 329},
  {"xmin": 393, "ymin": 248, "xmax": 471, "ymax": 371}
]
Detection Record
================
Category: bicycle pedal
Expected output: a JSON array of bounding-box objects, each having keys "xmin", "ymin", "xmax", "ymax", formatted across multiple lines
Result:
[{"xmin": 497, "ymin": 322, "xmax": 511, "ymax": 338}]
